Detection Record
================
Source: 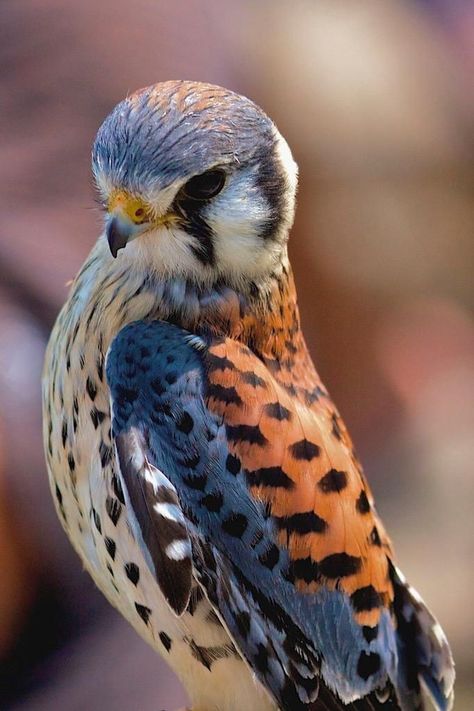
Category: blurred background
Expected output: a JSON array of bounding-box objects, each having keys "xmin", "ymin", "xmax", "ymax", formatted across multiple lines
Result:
[{"xmin": 0, "ymin": 0, "xmax": 473, "ymax": 708}]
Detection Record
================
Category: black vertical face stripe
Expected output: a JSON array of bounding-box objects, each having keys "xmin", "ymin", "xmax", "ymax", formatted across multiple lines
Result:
[
  {"xmin": 254, "ymin": 142, "xmax": 287, "ymax": 240},
  {"xmin": 174, "ymin": 196, "xmax": 215, "ymax": 266}
]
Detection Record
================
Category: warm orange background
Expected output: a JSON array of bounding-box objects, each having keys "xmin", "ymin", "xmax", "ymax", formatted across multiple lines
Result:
[{"xmin": 0, "ymin": 1, "xmax": 472, "ymax": 708}]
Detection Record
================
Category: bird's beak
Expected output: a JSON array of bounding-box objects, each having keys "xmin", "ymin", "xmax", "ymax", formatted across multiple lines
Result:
[
  {"xmin": 106, "ymin": 215, "xmax": 136, "ymax": 258},
  {"xmin": 106, "ymin": 190, "xmax": 151, "ymax": 258}
]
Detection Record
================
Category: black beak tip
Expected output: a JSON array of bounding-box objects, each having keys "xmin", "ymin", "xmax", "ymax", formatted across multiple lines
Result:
[{"xmin": 106, "ymin": 217, "xmax": 131, "ymax": 258}]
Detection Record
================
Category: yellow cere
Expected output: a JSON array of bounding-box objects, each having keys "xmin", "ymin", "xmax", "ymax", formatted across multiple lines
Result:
[{"xmin": 108, "ymin": 190, "xmax": 151, "ymax": 225}]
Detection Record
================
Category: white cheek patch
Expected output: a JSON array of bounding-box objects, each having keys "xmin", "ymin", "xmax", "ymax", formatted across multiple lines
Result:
[{"xmin": 206, "ymin": 169, "xmax": 280, "ymax": 278}]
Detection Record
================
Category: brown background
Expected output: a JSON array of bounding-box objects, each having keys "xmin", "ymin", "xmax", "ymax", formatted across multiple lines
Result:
[{"xmin": 0, "ymin": 1, "xmax": 473, "ymax": 708}]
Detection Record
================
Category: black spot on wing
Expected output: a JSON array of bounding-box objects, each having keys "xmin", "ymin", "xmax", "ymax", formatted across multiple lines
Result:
[
  {"xmin": 319, "ymin": 553, "xmax": 361, "ymax": 579},
  {"xmin": 206, "ymin": 352, "xmax": 235, "ymax": 372},
  {"xmin": 289, "ymin": 439, "xmax": 320, "ymax": 461},
  {"xmin": 207, "ymin": 383, "xmax": 242, "ymax": 406},
  {"xmin": 351, "ymin": 586, "xmax": 383, "ymax": 613},
  {"xmin": 318, "ymin": 469, "xmax": 348, "ymax": 493},
  {"xmin": 370, "ymin": 526, "xmax": 382, "ymax": 546},
  {"xmin": 176, "ymin": 410, "xmax": 194, "ymax": 434},
  {"xmin": 258, "ymin": 544, "xmax": 280, "ymax": 570},
  {"xmin": 246, "ymin": 466, "xmax": 295, "ymax": 489},
  {"xmin": 222, "ymin": 513, "xmax": 248, "ymax": 538},
  {"xmin": 356, "ymin": 489, "xmax": 371, "ymax": 514},
  {"xmin": 275, "ymin": 511, "xmax": 327, "ymax": 535},
  {"xmin": 264, "ymin": 401, "xmax": 291, "ymax": 421},
  {"xmin": 285, "ymin": 556, "xmax": 320, "ymax": 584},
  {"xmin": 225, "ymin": 453, "xmax": 241, "ymax": 475},
  {"xmin": 226, "ymin": 424, "xmax": 267, "ymax": 446},
  {"xmin": 357, "ymin": 651, "xmax": 381, "ymax": 680},
  {"xmin": 240, "ymin": 371, "xmax": 267, "ymax": 388},
  {"xmin": 200, "ymin": 491, "xmax": 224, "ymax": 512},
  {"xmin": 362, "ymin": 625, "xmax": 379, "ymax": 643}
]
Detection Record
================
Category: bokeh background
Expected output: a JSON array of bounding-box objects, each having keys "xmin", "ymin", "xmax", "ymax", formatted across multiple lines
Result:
[{"xmin": 0, "ymin": 0, "xmax": 473, "ymax": 709}]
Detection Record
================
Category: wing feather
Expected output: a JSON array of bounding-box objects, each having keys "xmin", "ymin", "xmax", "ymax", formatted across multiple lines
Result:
[{"xmin": 106, "ymin": 320, "xmax": 453, "ymax": 711}]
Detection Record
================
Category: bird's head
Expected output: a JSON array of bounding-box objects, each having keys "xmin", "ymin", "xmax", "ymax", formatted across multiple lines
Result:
[{"xmin": 92, "ymin": 81, "xmax": 298, "ymax": 291}]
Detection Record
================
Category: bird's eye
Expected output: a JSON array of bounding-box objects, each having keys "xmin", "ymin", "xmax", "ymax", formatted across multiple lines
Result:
[{"xmin": 181, "ymin": 169, "xmax": 226, "ymax": 201}]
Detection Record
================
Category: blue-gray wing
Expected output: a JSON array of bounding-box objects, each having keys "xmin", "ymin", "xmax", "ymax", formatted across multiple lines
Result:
[{"xmin": 106, "ymin": 319, "xmax": 426, "ymax": 711}]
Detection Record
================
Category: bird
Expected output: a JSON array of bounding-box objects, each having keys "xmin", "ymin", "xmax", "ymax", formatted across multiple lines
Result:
[{"xmin": 42, "ymin": 80, "xmax": 454, "ymax": 711}]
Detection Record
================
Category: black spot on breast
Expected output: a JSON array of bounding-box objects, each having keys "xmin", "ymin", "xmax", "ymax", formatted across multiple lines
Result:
[
  {"xmin": 264, "ymin": 402, "xmax": 291, "ymax": 421},
  {"xmin": 356, "ymin": 490, "xmax": 371, "ymax": 514},
  {"xmin": 254, "ymin": 643, "xmax": 270, "ymax": 674},
  {"xmin": 159, "ymin": 630, "xmax": 172, "ymax": 651},
  {"xmin": 226, "ymin": 424, "xmax": 267, "ymax": 446},
  {"xmin": 99, "ymin": 442, "xmax": 113, "ymax": 468},
  {"xmin": 357, "ymin": 651, "xmax": 381, "ymax": 680},
  {"xmin": 105, "ymin": 537, "xmax": 116, "ymax": 560},
  {"xmin": 290, "ymin": 439, "xmax": 320, "ymax": 461},
  {"xmin": 135, "ymin": 602, "xmax": 152, "ymax": 625},
  {"xmin": 67, "ymin": 452, "xmax": 75, "ymax": 472},
  {"xmin": 86, "ymin": 376, "xmax": 97, "ymax": 401},
  {"xmin": 275, "ymin": 511, "xmax": 327, "ymax": 535},
  {"xmin": 319, "ymin": 553, "xmax": 361, "ymax": 579},
  {"xmin": 235, "ymin": 611, "xmax": 251, "ymax": 639},
  {"xmin": 55, "ymin": 483, "xmax": 63, "ymax": 505},
  {"xmin": 176, "ymin": 410, "xmax": 194, "ymax": 434},
  {"xmin": 207, "ymin": 383, "xmax": 243, "ymax": 406},
  {"xmin": 201, "ymin": 491, "xmax": 224, "ymax": 512},
  {"xmin": 226, "ymin": 453, "xmax": 241, "ymax": 475},
  {"xmin": 222, "ymin": 513, "xmax": 248, "ymax": 538},
  {"xmin": 92, "ymin": 508, "xmax": 102, "ymax": 534},
  {"xmin": 105, "ymin": 496, "xmax": 121, "ymax": 526},
  {"xmin": 246, "ymin": 466, "xmax": 295, "ymax": 489},
  {"xmin": 259, "ymin": 544, "xmax": 280, "ymax": 570},
  {"xmin": 112, "ymin": 474, "xmax": 125, "ymax": 505},
  {"xmin": 318, "ymin": 469, "xmax": 348, "ymax": 493},
  {"xmin": 362, "ymin": 625, "xmax": 379, "ymax": 643},
  {"xmin": 90, "ymin": 407, "xmax": 106, "ymax": 429},
  {"xmin": 124, "ymin": 562, "xmax": 139, "ymax": 586},
  {"xmin": 370, "ymin": 526, "xmax": 382, "ymax": 546},
  {"xmin": 61, "ymin": 419, "xmax": 68, "ymax": 447},
  {"xmin": 351, "ymin": 586, "xmax": 383, "ymax": 613}
]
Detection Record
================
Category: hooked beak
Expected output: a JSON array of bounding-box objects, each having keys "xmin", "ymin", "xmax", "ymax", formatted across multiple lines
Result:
[{"xmin": 106, "ymin": 215, "xmax": 137, "ymax": 258}]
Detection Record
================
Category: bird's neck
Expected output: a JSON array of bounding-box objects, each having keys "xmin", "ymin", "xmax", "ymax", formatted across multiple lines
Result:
[{"xmin": 62, "ymin": 241, "xmax": 314, "ymax": 378}]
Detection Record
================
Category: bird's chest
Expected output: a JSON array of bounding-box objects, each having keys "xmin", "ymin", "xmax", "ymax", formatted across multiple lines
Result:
[{"xmin": 43, "ymin": 339, "xmax": 271, "ymax": 709}]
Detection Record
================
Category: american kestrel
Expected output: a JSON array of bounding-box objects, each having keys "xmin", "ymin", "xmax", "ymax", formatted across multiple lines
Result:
[{"xmin": 43, "ymin": 81, "xmax": 454, "ymax": 711}]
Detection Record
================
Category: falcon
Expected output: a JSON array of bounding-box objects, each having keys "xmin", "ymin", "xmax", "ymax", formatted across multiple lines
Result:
[{"xmin": 43, "ymin": 81, "xmax": 454, "ymax": 711}]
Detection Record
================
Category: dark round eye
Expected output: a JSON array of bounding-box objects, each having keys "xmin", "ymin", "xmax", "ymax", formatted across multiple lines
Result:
[{"xmin": 182, "ymin": 169, "xmax": 226, "ymax": 201}]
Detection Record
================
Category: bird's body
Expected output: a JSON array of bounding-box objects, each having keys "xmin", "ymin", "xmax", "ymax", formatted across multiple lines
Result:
[{"xmin": 43, "ymin": 81, "xmax": 454, "ymax": 710}]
